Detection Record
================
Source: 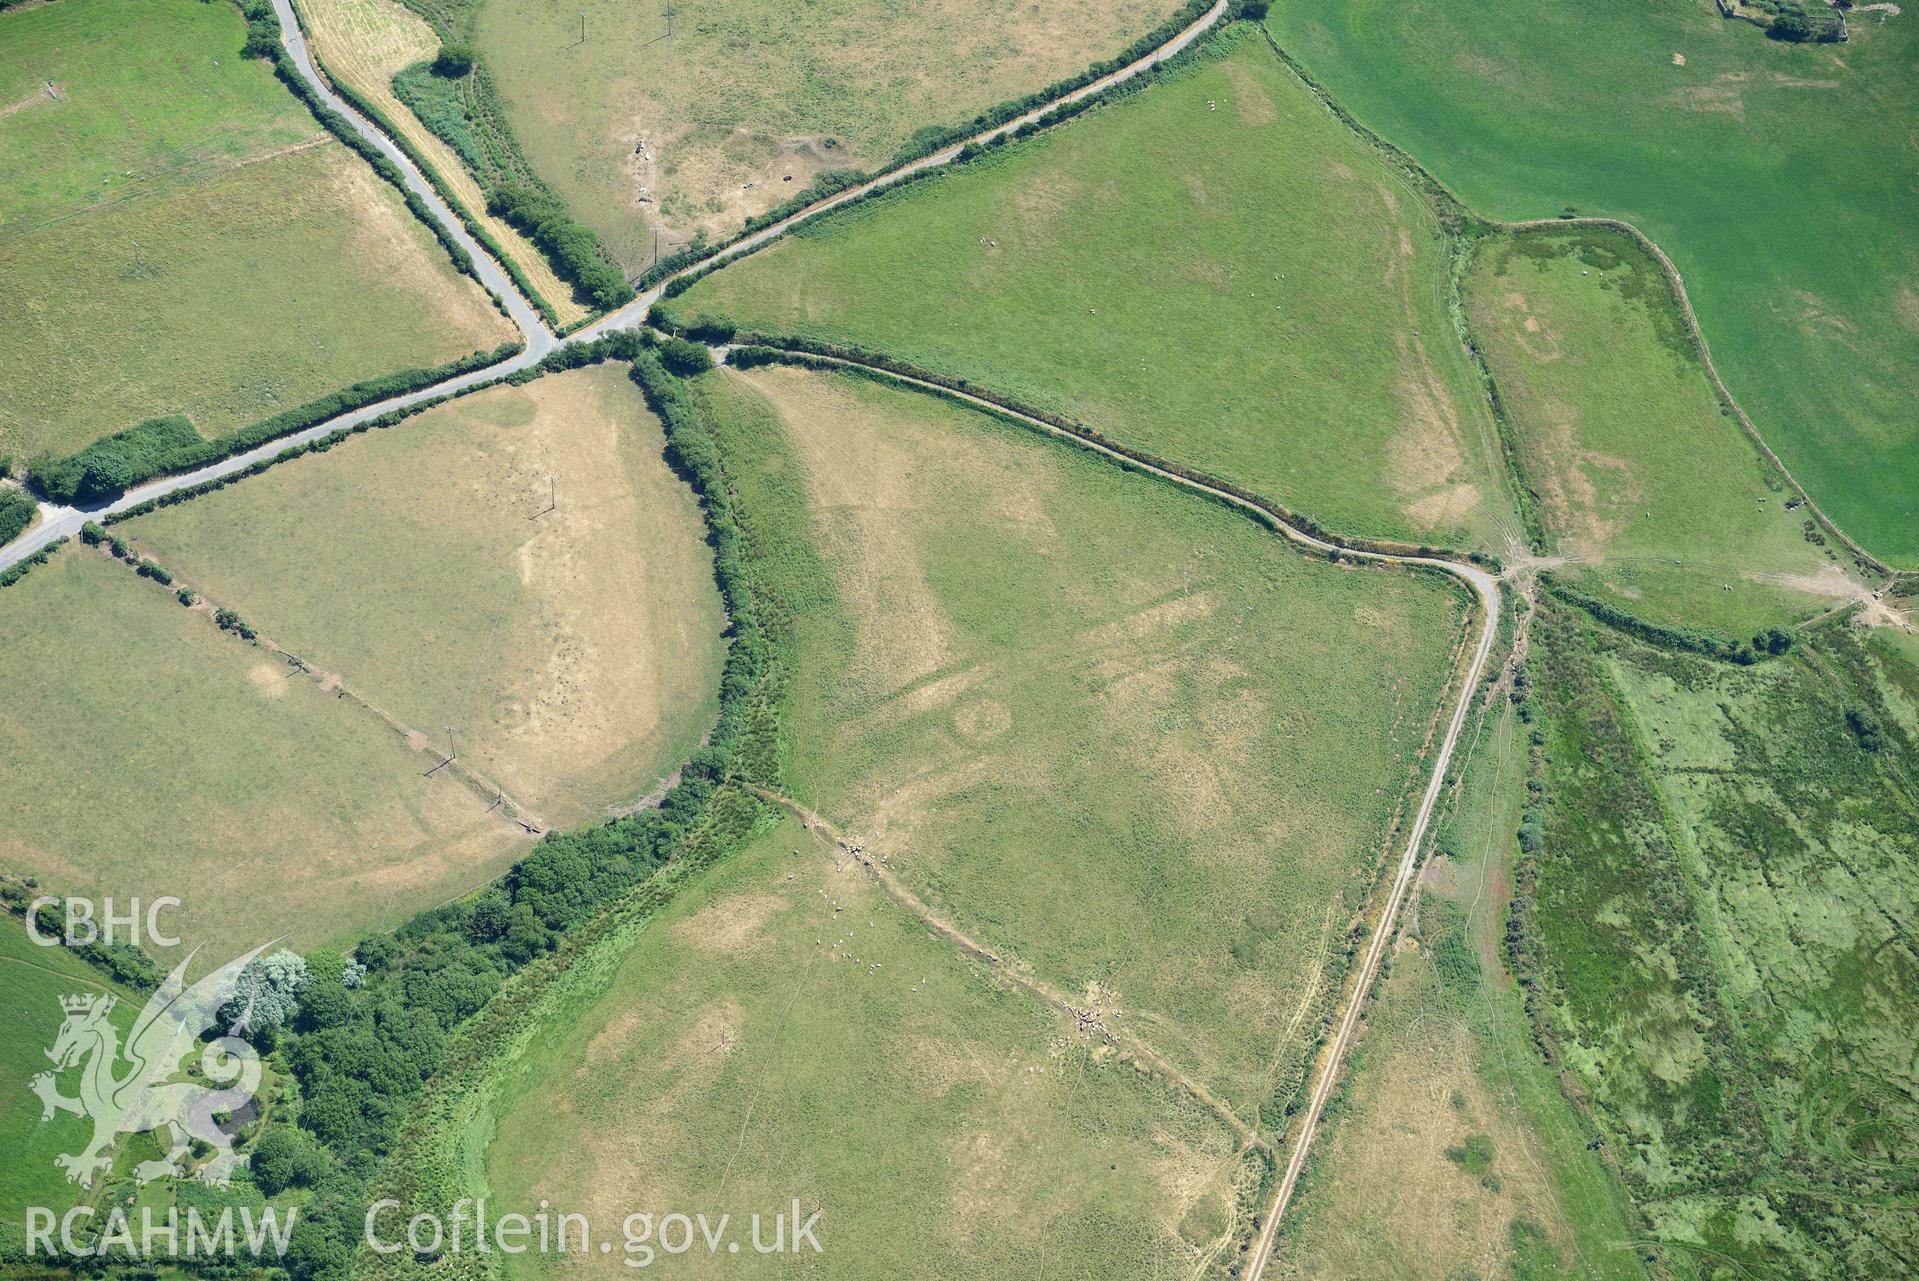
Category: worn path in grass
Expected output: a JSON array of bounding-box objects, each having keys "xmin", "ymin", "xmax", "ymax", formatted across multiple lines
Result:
[
  {"xmin": 748, "ymin": 784, "xmax": 1265, "ymax": 1149},
  {"xmin": 724, "ymin": 349, "xmax": 1503, "ymax": 1279},
  {"xmin": 0, "ymin": 5, "xmax": 1868, "ymax": 1268}
]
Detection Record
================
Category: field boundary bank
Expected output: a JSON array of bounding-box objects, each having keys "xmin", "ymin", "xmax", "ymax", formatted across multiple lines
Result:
[
  {"xmin": 742, "ymin": 785, "xmax": 1267, "ymax": 1149},
  {"xmin": 719, "ymin": 339, "xmax": 1498, "ymax": 568},
  {"xmin": 80, "ymin": 534, "xmax": 550, "ymax": 832},
  {"xmin": 717, "ymin": 344, "xmax": 1504, "ymax": 1279},
  {"xmin": 1253, "ymin": 24, "xmax": 1891, "ymax": 580},
  {"xmin": 1495, "ymin": 217, "xmax": 1890, "ymax": 578}
]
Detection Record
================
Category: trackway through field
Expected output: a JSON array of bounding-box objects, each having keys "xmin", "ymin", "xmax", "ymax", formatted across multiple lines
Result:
[
  {"xmin": 720, "ymin": 351, "xmax": 1502, "ymax": 1278},
  {"xmin": 2, "ymin": 3, "xmax": 1514, "ymax": 1274}
]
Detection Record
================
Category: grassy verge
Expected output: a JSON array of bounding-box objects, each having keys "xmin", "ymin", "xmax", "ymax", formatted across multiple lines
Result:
[
  {"xmin": 1276, "ymin": 675, "xmax": 1646, "ymax": 1279},
  {"xmin": 287, "ymin": 0, "xmax": 583, "ymax": 326}
]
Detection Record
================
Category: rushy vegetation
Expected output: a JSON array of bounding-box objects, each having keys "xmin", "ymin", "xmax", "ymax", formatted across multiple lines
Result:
[{"xmin": 1517, "ymin": 601, "xmax": 1919, "ymax": 1275}]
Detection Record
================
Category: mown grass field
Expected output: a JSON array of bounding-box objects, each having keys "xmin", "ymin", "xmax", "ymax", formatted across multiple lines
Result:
[
  {"xmin": 0, "ymin": 546, "xmax": 528, "ymax": 954},
  {"xmin": 1276, "ymin": 696, "xmax": 1646, "ymax": 1281},
  {"xmin": 0, "ymin": 0, "xmax": 511, "ymax": 462},
  {"xmin": 0, "ymin": 915, "xmax": 138, "ymax": 1241},
  {"xmin": 481, "ymin": 817, "xmax": 1261, "ymax": 1280},
  {"xmin": 1523, "ymin": 603, "xmax": 1919, "ymax": 1276},
  {"xmin": 289, "ymin": 0, "xmax": 590, "ymax": 326},
  {"xmin": 1267, "ymin": 0, "xmax": 1919, "ymax": 566},
  {"xmin": 701, "ymin": 362, "xmax": 1470, "ymax": 1127},
  {"xmin": 466, "ymin": 0, "xmax": 1183, "ymax": 266},
  {"xmin": 669, "ymin": 30, "xmax": 1516, "ymax": 554},
  {"xmin": 123, "ymin": 365, "xmax": 726, "ymax": 831},
  {"xmin": 1468, "ymin": 226, "xmax": 1864, "ymax": 635}
]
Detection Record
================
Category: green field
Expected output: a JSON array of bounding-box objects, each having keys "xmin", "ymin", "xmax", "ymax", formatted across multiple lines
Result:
[
  {"xmin": 0, "ymin": 546, "xmax": 527, "ymax": 954},
  {"xmin": 666, "ymin": 29, "xmax": 1517, "ymax": 554},
  {"xmin": 478, "ymin": 817, "xmax": 1260, "ymax": 1280},
  {"xmin": 462, "ymin": 0, "xmax": 1182, "ymax": 266},
  {"xmin": 0, "ymin": 915, "xmax": 138, "ymax": 1241},
  {"xmin": 1266, "ymin": 0, "xmax": 1919, "ymax": 566},
  {"xmin": 1468, "ymin": 226, "xmax": 1864, "ymax": 635},
  {"xmin": 1520, "ymin": 603, "xmax": 1919, "ymax": 1276},
  {"xmin": 459, "ymin": 357, "xmax": 1475, "ymax": 1277},
  {"xmin": 700, "ymin": 361, "xmax": 1470, "ymax": 1122},
  {"xmin": 123, "ymin": 364, "xmax": 726, "ymax": 830},
  {"xmin": 0, "ymin": 0, "xmax": 511, "ymax": 462},
  {"xmin": 1275, "ymin": 696, "xmax": 1646, "ymax": 1281}
]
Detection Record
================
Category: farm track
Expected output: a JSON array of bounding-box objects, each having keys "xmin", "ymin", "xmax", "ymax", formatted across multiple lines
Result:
[
  {"xmin": 745, "ymin": 784, "xmax": 1267, "ymax": 1150},
  {"xmin": 20, "ymin": 3, "xmax": 1870, "ymax": 1274},
  {"xmin": 720, "ymin": 349, "xmax": 1503, "ymax": 1279},
  {"xmin": 0, "ymin": 0, "xmax": 1502, "ymax": 1258}
]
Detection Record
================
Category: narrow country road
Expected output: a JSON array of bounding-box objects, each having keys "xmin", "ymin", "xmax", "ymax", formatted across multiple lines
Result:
[
  {"xmin": 0, "ymin": 3, "xmax": 1501, "ymax": 1270},
  {"xmin": 0, "ymin": 0, "xmax": 1233, "ymax": 575}
]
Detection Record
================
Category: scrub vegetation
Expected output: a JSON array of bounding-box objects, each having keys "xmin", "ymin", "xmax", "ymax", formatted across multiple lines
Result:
[
  {"xmin": 1276, "ymin": 692, "xmax": 1646, "ymax": 1281},
  {"xmin": 289, "ymin": 0, "xmax": 590, "ymax": 325},
  {"xmin": 1517, "ymin": 601, "xmax": 1919, "ymax": 1276}
]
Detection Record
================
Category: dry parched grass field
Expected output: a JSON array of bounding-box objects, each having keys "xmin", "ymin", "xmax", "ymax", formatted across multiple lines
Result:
[
  {"xmin": 0, "ymin": 365, "xmax": 725, "ymax": 957},
  {"xmin": 471, "ymin": 0, "xmax": 1186, "ymax": 266},
  {"xmin": 0, "ymin": 547, "xmax": 528, "ymax": 954},
  {"xmin": 723, "ymin": 365, "xmax": 1472, "ymax": 1115},
  {"xmin": 483, "ymin": 818, "xmax": 1262, "ymax": 1280},
  {"xmin": 0, "ymin": 0, "xmax": 512, "ymax": 462},
  {"xmin": 122, "ymin": 364, "xmax": 727, "ymax": 833},
  {"xmin": 473, "ymin": 362, "xmax": 1474, "ymax": 1276}
]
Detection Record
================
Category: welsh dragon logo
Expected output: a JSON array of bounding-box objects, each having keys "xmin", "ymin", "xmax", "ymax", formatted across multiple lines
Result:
[{"xmin": 32, "ymin": 944, "xmax": 271, "ymax": 1189}]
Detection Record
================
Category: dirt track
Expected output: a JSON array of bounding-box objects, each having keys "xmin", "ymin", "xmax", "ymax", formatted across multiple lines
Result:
[{"xmin": 0, "ymin": 5, "xmax": 1505, "ymax": 1273}]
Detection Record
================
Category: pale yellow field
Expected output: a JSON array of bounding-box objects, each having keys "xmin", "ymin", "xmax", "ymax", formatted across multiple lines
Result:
[
  {"xmin": 0, "ymin": 547, "xmax": 530, "ymax": 955},
  {"xmin": 124, "ymin": 364, "xmax": 727, "ymax": 831},
  {"xmin": 291, "ymin": 0, "xmax": 591, "ymax": 326}
]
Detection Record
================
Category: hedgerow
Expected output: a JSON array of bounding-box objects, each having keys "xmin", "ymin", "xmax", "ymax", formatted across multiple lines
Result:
[
  {"xmin": 28, "ymin": 416, "xmax": 201, "ymax": 505},
  {"xmin": 0, "ymin": 487, "xmax": 34, "ymax": 545},
  {"xmin": 304, "ymin": 58, "xmax": 560, "ymax": 325},
  {"xmin": 486, "ymin": 183, "xmax": 634, "ymax": 309},
  {"xmin": 29, "ymin": 344, "xmax": 516, "ymax": 507},
  {"xmin": 241, "ymin": 351, "xmax": 787, "ymax": 1281},
  {"xmin": 235, "ymin": 0, "xmax": 483, "ymax": 285},
  {"xmin": 0, "ymin": 536, "xmax": 64, "ymax": 589},
  {"xmin": 0, "ymin": 875, "xmax": 163, "ymax": 992},
  {"xmin": 721, "ymin": 340, "xmax": 1495, "ymax": 570}
]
